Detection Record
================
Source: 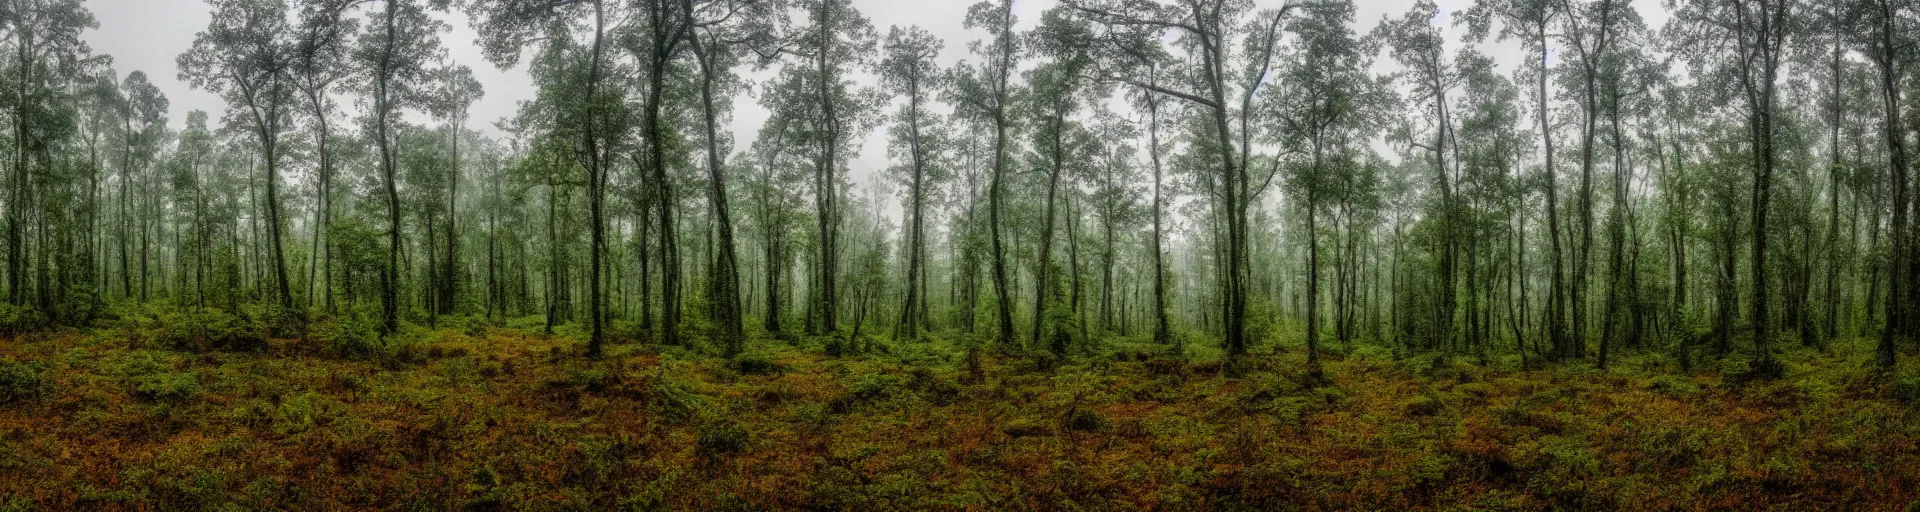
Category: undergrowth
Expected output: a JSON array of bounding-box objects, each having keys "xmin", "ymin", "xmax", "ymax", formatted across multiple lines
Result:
[{"xmin": 0, "ymin": 320, "xmax": 1914, "ymax": 510}]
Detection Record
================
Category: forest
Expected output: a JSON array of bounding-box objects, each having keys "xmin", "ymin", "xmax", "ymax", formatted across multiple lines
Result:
[{"xmin": 0, "ymin": 0, "xmax": 1916, "ymax": 508}]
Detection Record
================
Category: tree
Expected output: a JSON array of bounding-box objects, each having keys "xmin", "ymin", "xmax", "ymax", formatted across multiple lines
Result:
[
  {"xmin": 1026, "ymin": 6, "xmax": 1102, "ymax": 354},
  {"xmin": 466, "ymin": 0, "xmax": 620, "ymax": 357},
  {"xmin": 949, "ymin": 0, "xmax": 1020, "ymax": 351},
  {"xmin": 683, "ymin": 0, "xmax": 778, "ymax": 356},
  {"xmin": 291, "ymin": 0, "xmax": 360, "ymax": 312},
  {"xmin": 1071, "ymin": 0, "xmax": 1299, "ymax": 358},
  {"xmin": 1854, "ymin": 0, "xmax": 1916, "ymax": 369},
  {"xmin": 1669, "ymin": 0, "xmax": 1797, "ymax": 373},
  {"xmin": 1378, "ymin": 0, "xmax": 1461, "ymax": 354},
  {"xmin": 787, "ymin": 0, "xmax": 879, "ymax": 339},
  {"xmin": 118, "ymin": 71, "xmax": 167, "ymax": 303},
  {"xmin": 1461, "ymin": 0, "xmax": 1569, "ymax": 360},
  {"xmin": 351, "ymin": 0, "xmax": 449, "ymax": 335},
  {"xmin": 179, "ymin": 0, "xmax": 299, "ymax": 315},
  {"xmin": 425, "ymin": 64, "xmax": 481, "ymax": 318},
  {"xmin": 877, "ymin": 25, "xmax": 946, "ymax": 343},
  {"xmin": 1270, "ymin": 0, "xmax": 1383, "ymax": 365}
]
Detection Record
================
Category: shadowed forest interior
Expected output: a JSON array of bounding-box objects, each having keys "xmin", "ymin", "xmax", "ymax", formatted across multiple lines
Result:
[{"xmin": 0, "ymin": 0, "xmax": 1918, "ymax": 509}]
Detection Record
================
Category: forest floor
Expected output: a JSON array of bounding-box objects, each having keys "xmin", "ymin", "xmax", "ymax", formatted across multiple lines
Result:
[{"xmin": 0, "ymin": 314, "xmax": 1918, "ymax": 511}]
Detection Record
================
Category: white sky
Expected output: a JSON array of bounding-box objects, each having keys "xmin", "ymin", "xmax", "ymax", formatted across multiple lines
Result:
[{"xmin": 83, "ymin": 0, "xmax": 1671, "ymax": 208}]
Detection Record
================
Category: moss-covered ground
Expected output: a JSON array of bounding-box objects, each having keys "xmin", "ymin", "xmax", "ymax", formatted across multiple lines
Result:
[{"xmin": 0, "ymin": 313, "xmax": 1917, "ymax": 510}]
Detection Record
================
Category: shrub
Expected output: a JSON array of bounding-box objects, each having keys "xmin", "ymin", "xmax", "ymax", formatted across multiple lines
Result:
[
  {"xmin": 849, "ymin": 374, "xmax": 903, "ymax": 402},
  {"xmin": 109, "ymin": 351, "xmax": 202, "ymax": 404},
  {"xmin": 132, "ymin": 371, "xmax": 202, "ymax": 403},
  {"xmin": 318, "ymin": 313, "xmax": 383, "ymax": 360},
  {"xmin": 110, "ymin": 350, "xmax": 173, "ymax": 377},
  {"xmin": 696, "ymin": 420, "xmax": 750, "ymax": 457},
  {"xmin": 1019, "ymin": 351, "xmax": 1062, "ymax": 374},
  {"xmin": 0, "ymin": 359, "xmax": 45, "ymax": 403},
  {"xmin": 907, "ymin": 367, "xmax": 961, "ymax": 406},
  {"xmin": 275, "ymin": 391, "xmax": 342, "ymax": 435},
  {"xmin": 733, "ymin": 353, "xmax": 784, "ymax": 376},
  {"xmin": 149, "ymin": 307, "xmax": 268, "ymax": 352},
  {"xmin": 1065, "ymin": 409, "xmax": 1107, "ymax": 432},
  {"xmin": 1648, "ymin": 375, "xmax": 1701, "ymax": 396},
  {"xmin": 0, "ymin": 304, "xmax": 43, "ymax": 337},
  {"xmin": 647, "ymin": 376, "xmax": 708, "ymax": 424},
  {"xmin": 1893, "ymin": 373, "xmax": 1920, "ymax": 407},
  {"xmin": 1403, "ymin": 394, "xmax": 1444, "ymax": 417},
  {"xmin": 1350, "ymin": 344, "xmax": 1395, "ymax": 361},
  {"xmin": 1002, "ymin": 418, "xmax": 1051, "ymax": 438}
]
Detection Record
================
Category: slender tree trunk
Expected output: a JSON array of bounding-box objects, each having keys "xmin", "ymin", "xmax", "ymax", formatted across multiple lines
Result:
[
  {"xmin": 1872, "ymin": 0, "xmax": 1907, "ymax": 368},
  {"xmin": 684, "ymin": 13, "xmax": 744, "ymax": 354}
]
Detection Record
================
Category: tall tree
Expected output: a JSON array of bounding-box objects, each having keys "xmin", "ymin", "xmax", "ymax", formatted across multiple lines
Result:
[
  {"xmin": 950, "ymin": 0, "xmax": 1020, "ymax": 351},
  {"xmin": 1670, "ymin": 0, "xmax": 1797, "ymax": 373},
  {"xmin": 1272, "ymin": 0, "xmax": 1382, "ymax": 365},
  {"xmin": 291, "ymin": 0, "xmax": 359, "ymax": 312},
  {"xmin": 1856, "ymin": 0, "xmax": 1914, "ymax": 368},
  {"xmin": 1462, "ymin": 0, "xmax": 1569, "ymax": 359},
  {"xmin": 1378, "ymin": 0, "xmax": 1461, "ymax": 354},
  {"xmin": 350, "ymin": 0, "xmax": 449, "ymax": 334},
  {"xmin": 1026, "ymin": 6, "xmax": 1101, "ymax": 353},
  {"xmin": 877, "ymin": 25, "xmax": 945, "ymax": 343},
  {"xmin": 426, "ymin": 64, "xmax": 481, "ymax": 317},
  {"xmin": 1072, "ymin": 0, "xmax": 1298, "ymax": 357},
  {"xmin": 179, "ymin": 0, "xmax": 298, "ymax": 315},
  {"xmin": 118, "ymin": 71, "xmax": 167, "ymax": 302},
  {"xmin": 465, "ymin": 0, "xmax": 619, "ymax": 355}
]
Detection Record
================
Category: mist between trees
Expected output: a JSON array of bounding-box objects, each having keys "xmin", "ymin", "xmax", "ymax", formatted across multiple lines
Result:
[{"xmin": 0, "ymin": 0, "xmax": 1914, "ymax": 374}]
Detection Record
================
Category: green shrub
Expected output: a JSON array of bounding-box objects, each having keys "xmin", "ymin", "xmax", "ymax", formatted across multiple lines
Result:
[
  {"xmin": 1002, "ymin": 418, "xmax": 1051, "ymax": 438},
  {"xmin": 907, "ymin": 367, "xmax": 961, "ymax": 406},
  {"xmin": 1065, "ymin": 409, "xmax": 1107, "ymax": 432},
  {"xmin": 275, "ymin": 391, "xmax": 342, "ymax": 435},
  {"xmin": 0, "ymin": 304, "xmax": 43, "ymax": 336},
  {"xmin": 1403, "ymin": 394, "xmax": 1444, "ymax": 416},
  {"xmin": 695, "ymin": 420, "xmax": 750, "ymax": 457},
  {"xmin": 108, "ymin": 351, "xmax": 202, "ymax": 404},
  {"xmin": 149, "ymin": 307, "xmax": 268, "ymax": 352},
  {"xmin": 132, "ymin": 371, "xmax": 202, "ymax": 403},
  {"xmin": 733, "ymin": 353, "xmax": 783, "ymax": 375},
  {"xmin": 1894, "ymin": 373, "xmax": 1920, "ymax": 407},
  {"xmin": 318, "ymin": 313, "xmax": 383, "ymax": 360},
  {"xmin": 1019, "ymin": 351, "xmax": 1062, "ymax": 373},
  {"xmin": 849, "ymin": 374, "xmax": 903, "ymax": 402},
  {"xmin": 0, "ymin": 359, "xmax": 46, "ymax": 403},
  {"xmin": 1350, "ymin": 344, "xmax": 1395, "ymax": 361},
  {"xmin": 1648, "ymin": 375, "xmax": 1701, "ymax": 396},
  {"xmin": 110, "ymin": 350, "xmax": 172, "ymax": 377},
  {"xmin": 647, "ymin": 376, "xmax": 707, "ymax": 424}
]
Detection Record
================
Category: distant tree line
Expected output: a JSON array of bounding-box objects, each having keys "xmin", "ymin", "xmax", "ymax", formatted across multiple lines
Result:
[{"xmin": 0, "ymin": 0, "xmax": 1915, "ymax": 373}]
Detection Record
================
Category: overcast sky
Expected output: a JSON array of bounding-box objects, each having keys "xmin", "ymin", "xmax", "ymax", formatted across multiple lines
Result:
[{"xmin": 82, "ymin": 0, "xmax": 1670, "ymax": 204}]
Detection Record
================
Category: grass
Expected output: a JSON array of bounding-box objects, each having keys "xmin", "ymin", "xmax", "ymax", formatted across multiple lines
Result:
[{"xmin": 0, "ymin": 320, "xmax": 1916, "ymax": 510}]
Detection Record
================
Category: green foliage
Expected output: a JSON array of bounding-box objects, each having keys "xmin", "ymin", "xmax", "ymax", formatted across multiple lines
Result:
[
  {"xmin": 317, "ymin": 312, "xmax": 384, "ymax": 361},
  {"xmin": 106, "ymin": 351, "xmax": 202, "ymax": 404},
  {"xmin": 1648, "ymin": 375, "xmax": 1702, "ymax": 396},
  {"xmin": 0, "ymin": 359, "xmax": 46, "ymax": 403},
  {"xmin": 1065, "ymin": 408, "xmax": 1106, "ymax": 432},
  {"xmin": 146, "ymin": 307, "xmax": 268, "ymax": 353},
  {"xmin": 695, "ymin": 420, "xmax": 750, "ymax": 458},
  {"xmin": 1894, "ymin": 373, "xmax": 1920, "ymax": 407},
  {"xmin": 273, "ymin": 392, "xmax": 344, "ymax": 435},
  {"xmin": 731, "ymin": 353, "xmax": 784, "ymax": 376},
  {"xmin": 132, "ymin": 371, "xmax": 201, "ymax": 404},
  {"xmin": 848, "ymin": 374, "xmax": 903, "ymax": 402},
  {"xmin": 0, "ymin": 304, "xmax": 45, "ymax": 336}
]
